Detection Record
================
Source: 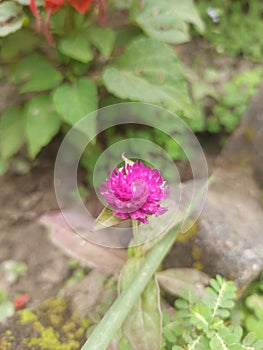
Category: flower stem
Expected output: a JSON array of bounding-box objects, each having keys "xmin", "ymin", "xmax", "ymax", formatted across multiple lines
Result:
[
  {"xmin": 80, "ymin": 224, "xmax": 180, "ymax": 350},
  {"xmin": 132, "ymin": 220, "xmax": 142, "ymax": 258}
]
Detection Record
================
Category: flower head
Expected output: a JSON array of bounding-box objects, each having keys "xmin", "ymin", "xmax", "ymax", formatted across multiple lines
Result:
[
  {"xmin": 29, "ymin": 0, "xmax": 106, "ymax": 45},
  {"xmin": 100, "ymin": 160, "xmax": 169, "ymax": 224}
]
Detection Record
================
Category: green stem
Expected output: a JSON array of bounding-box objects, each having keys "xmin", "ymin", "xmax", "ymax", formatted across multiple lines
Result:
[
  {"xmin": 132, "ymin": 219, "xmax": 142, "ymax": 258},
  {"xmin": 80, "ymin": 225, "xmax": 180, "ymax": 350}
]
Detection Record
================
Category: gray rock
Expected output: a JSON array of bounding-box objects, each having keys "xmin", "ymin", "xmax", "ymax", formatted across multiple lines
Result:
[{"xmin": 165, "ymin": 82, "xmax": 263, "ymax": 288}]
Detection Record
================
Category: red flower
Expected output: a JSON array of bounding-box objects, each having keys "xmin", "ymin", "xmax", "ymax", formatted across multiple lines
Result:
[
  {"xmin": 14, "ymin": 294, "xmax": 30, "ymax": 310},
  {"xmin": 68, "ymin": 0, "xmax": 93, "ymax": 14},
  {"xmin": 45, "ymin": 0, "xmax": 65, "ymax": 14}
]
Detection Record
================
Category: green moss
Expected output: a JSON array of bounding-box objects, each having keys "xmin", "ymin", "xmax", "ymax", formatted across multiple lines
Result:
[
  {"xmin": 0, "ymin": 297, "xmax": 90, "ymax": 350},
  {"xmin": 20, "ymin": 309, "xmax": 37, "ymax": 324}
]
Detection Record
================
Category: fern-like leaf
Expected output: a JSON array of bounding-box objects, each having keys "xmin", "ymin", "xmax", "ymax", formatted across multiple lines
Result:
[{"xmin": 205, "ymin": 275, "xmax": 237, "ymax": 319}]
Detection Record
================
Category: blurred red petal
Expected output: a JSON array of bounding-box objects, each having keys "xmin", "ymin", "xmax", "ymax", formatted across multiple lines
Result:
[
  {"xmin": 14, "ymin": 294, "xmax": 30, "ymax": 310},
  {"xmin": 68, "ymin": 0, "xmax": 92, "ymax": 14}
]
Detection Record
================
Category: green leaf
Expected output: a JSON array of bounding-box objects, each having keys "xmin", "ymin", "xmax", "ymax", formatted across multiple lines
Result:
[
  {"xmin": 190, "ymin": 303, "xmax": 211, "ymax": 332},
  {"xmin": 58, "ymin": 33, "xmax": 93, "ymax": 63},
  {"xmin": 94, "ymin": 206, "xmax": 129, "ymax": 231},
  {"xmin": 0, "ymin": 107, "xmax": 25, "ymax": 159},
  {"xmin": 0, "ymin": 2, "xmax": 23, "ymax": 37},
  {"xmin": 1, "ymin": 28, "xmax": 39, "ymax": 60},
  {"xmin": 0, "ymin": 301, "xmax": 15, "ymax": 320},
  {"xmin": 88, "ymin": 26, "xmax": 116, "ymax": 59},
  {"xmin": 119, "ymin": 258, "xmax": 162, "ymax": 350},
  {"xmin": 245, "ymin": 316, "xmax": 263, "ymax": 340},
  {"xmin": 246, "ymin": 294, "xmax": 263, "ymax": 320},
  {"xmin": 103, "ymin": 37, "xmax": 196, "ymax": 117},
  {"xmin": 24, "ymin": 95, "xmax": 61, "ymax": 158},
  {"xmin": 12, "ymin": 53, "xmax": 63, "ymax": 93},
  {"xmin": 115, "ymin": 27, "xmax": 142, "ymax": 48},
  {"xmin": 130, "ymin": 0, "xmax": 204, "ymax": 44},
  {"xmin": 0, "ymin": 159, "xmax": 9, "ymax": 175},
  {"xmin": 53, "ymin": 77, "xmax": 98, "ymax": 126}
]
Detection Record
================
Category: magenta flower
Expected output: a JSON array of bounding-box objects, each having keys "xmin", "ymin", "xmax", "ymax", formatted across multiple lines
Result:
[{"xmin": 100, "ymin": 160, "xmax": 169, "ymax": 224}]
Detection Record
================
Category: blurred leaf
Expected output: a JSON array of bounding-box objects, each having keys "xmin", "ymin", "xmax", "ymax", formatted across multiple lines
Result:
[
  {"xmin": 94, "ymin": 207, "xmax": 129, "ymax": 231},
  {"xmin": 39, "ymin": 211, "xmax": 127, "ymax": 273},
  {"xmin": 0, "ymin": 2, "xmax": 23, "ymax": 37},
  {"xmin": 24, "ymin": 95, "xmax": 61, "ymax": 158},
  {"xmin": 2, "ymin": 260, "xmax": 28, "ymax": 283},
  {"xmin": 103, "ymin": 37, "xmax": 196, "ymax": 117},
  {"xmin": 12, "ymin": 53, "xmax": 63, "ymax": 93},
  {"xmin": 115, "ymin": 27, "xmax": 142, "ymax": 48},
  {"xmin": 0, "ymin": 159, "xmax": 9, "ymax": 175},
  {"xmin": 130, "ymin": 0, "xmax": 204, "ymax": 44},
  {"xmin": 0, "ymin": 301, "xmax": 15, "ymax": 320},
  {"xmin": 119, "ymin": 257, "xmax": 162, "ymax": 350},
  {"xmin": 58, "ymin": 33, "xmax": 93, "ymax": 63},
  {"xmin": 246, "ymin": 294, "xmax": 263, "ymax": 320},
  {"xmin": 1, "ymin": 28, "xmax": 39, "ymax": 60},
  {"xmin": 245, "ymin": 315, "xmax": 263, "ymax": 340},
  {"xmin": 156, "ymin": 268, "xmax": 210, "ymax": 297},
  {"xmin": 53, "ymin": 77, "xmax": 97, "ymax": 127},
  {"xmin": 88, "ymin": 26, "xmax": 116, "ymax": 59},
  {"xmin": 0, "ymin": 107, "xmax": 25, "ymax": 159},
  {"xmin": 112, "ymin": 0, "xmax": 133, "ymax": 9}
]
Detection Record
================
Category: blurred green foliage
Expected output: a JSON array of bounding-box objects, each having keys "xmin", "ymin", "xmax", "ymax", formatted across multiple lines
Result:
[
  {"xmin": 197, "ymin": 0, "xmax": 263, "ymax": 62},
  {"xmin": 207, "ymin": 67, "xmax": 263, "ymax": 133}
]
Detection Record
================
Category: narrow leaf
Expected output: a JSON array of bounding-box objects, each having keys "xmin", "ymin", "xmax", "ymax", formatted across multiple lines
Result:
[{"xmin": 119, "ymin": 258, "xmax": 162, "ymax": 350}]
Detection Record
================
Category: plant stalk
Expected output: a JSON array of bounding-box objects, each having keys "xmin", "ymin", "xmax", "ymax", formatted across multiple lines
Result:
[{"xmin": 80, "ymin": 225, "xmax": 180, "ymax": 350}]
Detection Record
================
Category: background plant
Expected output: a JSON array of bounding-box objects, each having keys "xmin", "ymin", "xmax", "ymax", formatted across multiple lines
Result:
[
  {"xmin": 0, "ymin": 0, "xmax": 205, "ymax": 177},
  {"xmin": 1, "ymin": 0, "xmax": 262, "ymax": 180},
  {"xmin": 197, "ymin": 0, "xmax": 263, "ymax": 62}
]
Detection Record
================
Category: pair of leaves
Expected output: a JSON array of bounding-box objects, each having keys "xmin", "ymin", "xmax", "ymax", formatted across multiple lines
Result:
[
  {"xmin": 0, "ymin": 76, "xmax": 97, "ymax": 160},
  {"xmin": 0, "ymin": 96, "xmax": 61, "ymax": 159},
  {"xmin": 58, "ymin": 26, "xmax": 116, "ymax": 62}
]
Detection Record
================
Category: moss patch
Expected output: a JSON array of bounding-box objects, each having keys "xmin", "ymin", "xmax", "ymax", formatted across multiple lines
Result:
[{"xmin": 0, "ymin": 297, "xmax": 90, "ymax": 350}]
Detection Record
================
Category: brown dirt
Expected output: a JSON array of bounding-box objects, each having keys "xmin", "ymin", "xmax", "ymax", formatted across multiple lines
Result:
[{"xmin": 0, "ymin": 140, "xmax": 72, "ymax": 308}]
